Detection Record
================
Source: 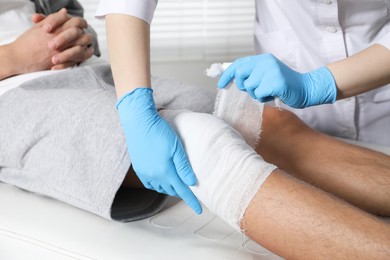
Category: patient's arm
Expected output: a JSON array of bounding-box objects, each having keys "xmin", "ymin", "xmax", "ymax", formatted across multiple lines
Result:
[
  {"xmin": 0, "ymin": 9, "xmax": 94, "ymax": 80},
  {"xmin": 257, "ymin": 107, "xmax": 390, "ymax": 216},
  {"xmin": 0, "ymin": 24, "xmax": 57, "ymax": 80}
]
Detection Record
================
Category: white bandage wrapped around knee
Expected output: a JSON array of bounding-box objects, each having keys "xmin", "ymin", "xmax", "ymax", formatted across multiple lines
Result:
[
  {"xmin": 207, "ymin": 63, "xmax": 281, "ymax": 148},
  {"xmin": 206, "ymin": 63, "xmax": 264, "ymax": 149},
  {"xmin": 161, "ymin": 110, "xmax": 277, "ymax": 230}
]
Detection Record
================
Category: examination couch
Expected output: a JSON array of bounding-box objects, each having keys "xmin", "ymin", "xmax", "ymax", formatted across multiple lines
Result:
[{"xmin": 1, "ymin": 139, "xmax": 389, "ymax": 260}]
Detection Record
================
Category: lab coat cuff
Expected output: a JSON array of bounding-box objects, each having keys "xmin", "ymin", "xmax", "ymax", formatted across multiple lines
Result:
[{"xmin": 95, "ymin": 0, "xmax": 158, "ymax": 24}]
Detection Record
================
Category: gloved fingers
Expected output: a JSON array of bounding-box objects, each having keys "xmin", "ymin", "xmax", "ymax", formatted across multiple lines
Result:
[
  {"xmin": 162, "ymin": 185, "xmax": 178, "ymax": 197},
  {"xmin": 217, "ymin": 57, "xmax": 246, "ymax": 88},
  {"xmin": 154, "ymin": 184, "xmax": 166, "ymax": 194},
  {"xmin": 254, "ymin": 78, "xmax": 301, "ymax": 106},
  {"xmin": 244, "ymin": 66, "xmax": 264, "ymax": 99},
  {"xmin": 258, "ymin": 96, "xmax": 275, "ymax": 103},
  {"xmin": 146, "ymin": 180, "xmax": 174, "ymax": 196},
  {"xmin": 171, "ymin": 177, "xmax": 202, "ymax": 214},
  {"xmin": 245, "ymin": 84, "xmax": 257, "ymax": 99},
  {"xmin": 218, "ymin": 63, "xmax": 236, "ymax": 89},
  {"xmin": 169, "ymin": 185, "xmax": 180, "ymax": 198},
  {"xmin": 254, "ymin": 83, "xmax": 278, "ymax": 103},
  {"xmin": 234, "ymin": 62, "xmax": 253, "ymax": 91},
  {"xmin": 161, "ymin": 158, "xmax": 201, "ymax": 213},
  {"xmin": 156, "ymin": 188, "xmax": 170, "ymax": 196},
  {"xmin": 139, "ymin": 177, "xmax": 154, "ymax": 190},
  {"xmin": 149, "ymin": 184, "xmax": 170, "ymax": 196},
  {"xmin": 172, "ymin": 141, "xmax": 197, "ymax": 186}
]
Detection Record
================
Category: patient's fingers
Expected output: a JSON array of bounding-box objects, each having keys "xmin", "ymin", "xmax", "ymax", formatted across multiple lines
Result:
[
  {"xmin": 41, "ymin": 9, "xmax": 87, "ymax": 34},
  {"xmin": 31, "ymin": 13, "xmax": 46, "ymax": 24},
  {"xmin": 49, "ymin": 27, "xmax": 84, "ymax": 50},
  {"xmin": 51, "ymin": 29, "xmax": 93, "ymax": 51},
  {"xmin": 52, "ymin": 45, "xmax": 94, "ymax": 65},
  {"xmin": 41, "ymin": 8, "xmax": 68, "ymax": 32},
  {"xmin": 51, "ymin": 61, "xmax": 77, "ymax": 70},
  {"xmin": 73, "ymin": 33, "xmax": 93, "ymax": 47}
]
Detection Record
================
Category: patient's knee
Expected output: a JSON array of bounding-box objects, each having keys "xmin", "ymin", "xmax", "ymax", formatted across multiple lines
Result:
[{"xmin": 160, "ymin": 109, "xmax": 277, "ymax": 230}]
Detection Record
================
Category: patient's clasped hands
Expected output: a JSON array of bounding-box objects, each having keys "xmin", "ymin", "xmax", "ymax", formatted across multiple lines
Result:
[
  {"xmin": 9, "ymin": 8, "xmax": 93, "ymax": 75},
  {"xmin": 116, "ymin": 88, "xmax": 202, "ymax": 214},
  {"xmin": 218, "ymin": 54, "xmax": 338, "ymax": 108}
]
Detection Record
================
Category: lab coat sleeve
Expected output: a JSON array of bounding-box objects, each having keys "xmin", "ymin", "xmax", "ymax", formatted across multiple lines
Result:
[
  {"xmin": 95, "ymin": 0, "xmax": 158, "ymax": 24},
  {"xmin": 375, "ymin": 32, "xmax": 390, "ymax": 50}
]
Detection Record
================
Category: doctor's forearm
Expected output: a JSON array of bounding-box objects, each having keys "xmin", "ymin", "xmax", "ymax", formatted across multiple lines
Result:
[
  {"xmin": 106, "ymin": 14, "xmax": 151, "ymax": 99},
  {"xmin": 327, "ymin": 44, "xmax": 390, "ymax": 99}
]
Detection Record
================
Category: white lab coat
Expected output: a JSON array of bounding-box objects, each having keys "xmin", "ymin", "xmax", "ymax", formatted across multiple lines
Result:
[
  {"xmin": 253, "ymin": 0, "xmax": 390, "ymax": 145},
  {"xmin": 97, "ymin": 0, "xmax": 390, "ymax": 145}
]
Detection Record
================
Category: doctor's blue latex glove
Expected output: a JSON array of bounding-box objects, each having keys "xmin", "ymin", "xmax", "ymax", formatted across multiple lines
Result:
[
  {"xmin": 116, "ymin": 88, "xmax": 202, "ymax": 214},
  {"xmin": 218, "ymin": 54, "xmax": 338, "ymax": 108}
]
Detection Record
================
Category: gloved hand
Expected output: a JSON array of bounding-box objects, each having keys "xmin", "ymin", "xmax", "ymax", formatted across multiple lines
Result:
[
  {"xmin": 116, "ymin": 88, "xmax": 202, "ymax": 214},
  {"xmin": 218, "ymin": 54, "xmax": 337, "ymax": 108}
]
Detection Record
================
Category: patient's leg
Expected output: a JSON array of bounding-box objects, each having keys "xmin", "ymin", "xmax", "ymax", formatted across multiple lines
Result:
[
  {"xmin": 161, "ymin": 109, "xmax": 277, "ymax": 229},
  {"xmin": 122, "ymin": 165, "xmax": 143, "ymax": 188},
  {"xmin": 160, "ymin": 109, "xmax": 390, "ymax": 259},
  {"xmin": 242, "ymin": 169, "xmax": 390, "ymax": 259},
  {"xmin": 121, "ymin": 106, "xmax": 390, "ymax": 217},
  {"xmin": 257, "ymin": 107, "xmax": 390, "ymax": 216}
]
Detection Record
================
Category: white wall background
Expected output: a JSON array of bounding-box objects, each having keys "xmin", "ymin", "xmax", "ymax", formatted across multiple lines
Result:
[{"xmin": 78, "ymin": 0, "xmax": 256, "ymax": 90}]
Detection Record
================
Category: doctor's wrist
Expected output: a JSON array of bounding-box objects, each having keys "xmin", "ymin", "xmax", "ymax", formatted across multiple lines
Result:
[
  {"xmin": 116, "ymin": 87, "xmax": 155, "ymax": 109},
  {"xmin": 304, "ymin": 66, "xmax": 338, "ymax": 107}
]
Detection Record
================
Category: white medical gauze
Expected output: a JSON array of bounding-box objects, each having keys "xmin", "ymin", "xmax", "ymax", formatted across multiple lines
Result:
[
  {"xmin": 207, "ymin": 63, "xmax": 282, "ymax": 148},
  {"xmin": 160, "ymin": 110, "xmax": 277, "ymax": 231}
]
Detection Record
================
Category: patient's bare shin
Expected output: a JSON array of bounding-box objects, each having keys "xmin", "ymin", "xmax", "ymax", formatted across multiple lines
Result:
[{"xmin": 242, "ymin": 170, "xmax": 390, "ymax": 259}]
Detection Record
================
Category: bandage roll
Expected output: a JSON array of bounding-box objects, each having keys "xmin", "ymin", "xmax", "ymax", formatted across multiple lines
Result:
[
  {"xmin": 206, "ymin": 63, "xmax": 265, "ymax": 149},
  {"xmin": 214, "ymin": 85, "xmax": 264, "ymax": 149}
]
